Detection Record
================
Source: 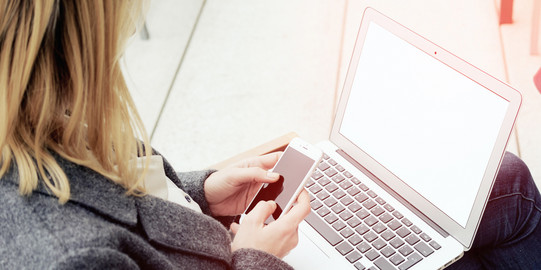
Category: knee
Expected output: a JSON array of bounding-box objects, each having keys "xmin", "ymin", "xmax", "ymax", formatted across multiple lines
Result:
[{"xmin": 494, "ymin": 152, "xmax": 537, "ymax": 196}]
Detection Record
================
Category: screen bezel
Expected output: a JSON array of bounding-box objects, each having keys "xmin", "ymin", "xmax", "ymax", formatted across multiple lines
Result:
[{"xmin": 330, "ymin": 8, "xmax": 522, "ymax": 249}]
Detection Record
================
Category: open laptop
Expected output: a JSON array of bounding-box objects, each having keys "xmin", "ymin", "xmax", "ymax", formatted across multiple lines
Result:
[{"xmin": 283, "ymin": 8, "xmax": 521, "ymax": 270}]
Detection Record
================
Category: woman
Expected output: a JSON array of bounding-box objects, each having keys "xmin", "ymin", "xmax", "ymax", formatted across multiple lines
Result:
[
  {"xmin": 0, "ymin": 1, "xmax": 308, "ymax": 269},
  {"xmin": 1, "ymin": 1, "xmax": 541, "ymax": 269}
]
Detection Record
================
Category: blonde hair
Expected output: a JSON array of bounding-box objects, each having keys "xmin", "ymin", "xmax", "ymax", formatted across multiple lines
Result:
[{"xmin": 0, "ymin": 0, "xmax": 150, "ymax": 203}]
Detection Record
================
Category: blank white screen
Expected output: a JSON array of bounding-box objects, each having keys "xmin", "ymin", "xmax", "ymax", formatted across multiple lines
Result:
[{"xmin": 340, "ymin": 23, "xmax": 509, "ymax": 227}]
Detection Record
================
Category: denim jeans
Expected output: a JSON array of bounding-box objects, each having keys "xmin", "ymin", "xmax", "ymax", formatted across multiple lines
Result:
[{"xmin": 447, "ymin": 152, "xmax": 541, "ymax": 269}]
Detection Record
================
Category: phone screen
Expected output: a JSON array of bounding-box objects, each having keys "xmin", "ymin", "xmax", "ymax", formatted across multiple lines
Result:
[{"xmin": 245, "ymin": 147, "xmax": 316, "ymax": 223}]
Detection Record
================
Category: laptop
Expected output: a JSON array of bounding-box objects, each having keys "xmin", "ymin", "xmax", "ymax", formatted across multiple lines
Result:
[{"xmin": 283, "ymin": 8, "xmax": 521, "ymax": 270}]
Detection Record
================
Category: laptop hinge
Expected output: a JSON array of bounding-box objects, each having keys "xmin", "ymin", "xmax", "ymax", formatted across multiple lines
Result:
[{"xmin": 336, "ymin": 149, "xmax": 450, "ymax": 238}]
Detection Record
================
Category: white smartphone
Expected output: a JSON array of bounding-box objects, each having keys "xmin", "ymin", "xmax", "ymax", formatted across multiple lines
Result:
[{"xmin": 242, "ymin": 137, "xmax": 322, "ymax": 223}]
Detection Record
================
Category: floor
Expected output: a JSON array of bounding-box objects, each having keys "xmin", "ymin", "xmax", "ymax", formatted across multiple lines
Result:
[{"xmin": 122, "ymin": 0, "xmax": 541, "ymax": 186}]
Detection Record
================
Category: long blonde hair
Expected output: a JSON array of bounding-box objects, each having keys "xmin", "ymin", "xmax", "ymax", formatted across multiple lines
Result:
[{"xmin": 0, "ymin": 0, "xmax": 150, "ymax": 203}]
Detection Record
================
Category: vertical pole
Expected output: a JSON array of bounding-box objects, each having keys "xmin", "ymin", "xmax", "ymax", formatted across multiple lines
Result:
[{"xmin": 500, "ymin": 0, "xmax": 514, "ymax": 24}]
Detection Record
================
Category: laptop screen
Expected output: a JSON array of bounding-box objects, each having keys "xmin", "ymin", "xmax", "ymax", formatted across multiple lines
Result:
[{"xmin": 339, "ymin": 22, "xmax": 509, "ymax": 227}]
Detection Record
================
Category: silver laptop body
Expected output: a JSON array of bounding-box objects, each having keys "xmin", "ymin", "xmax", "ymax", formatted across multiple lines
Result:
[{"xmin": 284, "ymin": 7, "xmax": 521, "ymax": 270}]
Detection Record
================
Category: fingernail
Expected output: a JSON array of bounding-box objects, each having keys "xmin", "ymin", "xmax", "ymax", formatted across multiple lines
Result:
[{"xmin": 266, "ymin": 171, "xmax": 279, "ymax": 179}]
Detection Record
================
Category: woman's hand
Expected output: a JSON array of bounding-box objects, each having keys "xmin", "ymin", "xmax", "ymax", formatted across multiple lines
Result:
[
  {"xmin": 230, "ymin": 190, "xmax": 311, "ymax": 258},
  {"xmin": 204, "ymin": 152, "xmax": 282, "ymax": 217}
]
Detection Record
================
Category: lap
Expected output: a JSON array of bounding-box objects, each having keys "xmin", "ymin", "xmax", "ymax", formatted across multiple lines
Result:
[{"xmin": 448, "ymin": 152, "xmax": 541, "ymax": 269}]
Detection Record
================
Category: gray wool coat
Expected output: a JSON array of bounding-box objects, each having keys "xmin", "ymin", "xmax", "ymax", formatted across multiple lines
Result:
[{"xmin": 0, "ymin": 152, "xmax": 293, "ymax": 269}]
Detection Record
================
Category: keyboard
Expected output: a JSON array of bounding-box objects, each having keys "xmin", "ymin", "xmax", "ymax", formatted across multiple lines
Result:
[{"xmin": 304, "ymin": 153, "xmax": 442, "ymax": 270}]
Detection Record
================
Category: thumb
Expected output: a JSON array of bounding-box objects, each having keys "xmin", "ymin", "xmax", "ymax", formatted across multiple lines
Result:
[
  {"xmin": 243, "ymin": 200, "xmax": 277, "ymax": 226},
  {"xmin": 230, "ymin": 222, "xmax": 240, "ymax": 234}
]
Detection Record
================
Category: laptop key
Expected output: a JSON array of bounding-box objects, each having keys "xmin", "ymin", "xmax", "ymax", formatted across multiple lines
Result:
[
  {"xmin": 356, "ymin": 242, "xmax": 372, "ymax": 253},
  {"xmin": 411, "ymin": 225, "xmax": 422, "ymax": 234},
  {"xmin": 309, "ymin": 185, "xmax": 322, "ymax": 194},
  {"xmin": 340, "ymin": 196, "xmax": 354, "ymax": 206},
  {"xmin": 339, "ymin": 180, "xmax": 353, "ymax": 190},
  {"xmin": 389, "ymin": 253, "xmax": 405, "ymax": 266},
  {"xmin": 336, "ymin": 241, "xmax": 353, "ymax": 255},
  {"xmin": 340, "ymin": 227, "xmax": 355, "ymax": 238},
  {"xmin": 349, "ymin": 187, "xmax": 362, "ymax": 197},
  {"xmin": 362, "ymin": 199, "xmax": 377, "ymax": 209},
  {"xmin": 388, "ymin": 219, "xmax": 402, "ymax": 230},
  {"xmin": 381, "ymin": 246, "xmax": 396, "ymax": 258},
  {"xmin": 344, "ymin": 171, "xmax": 353, "ymax": 178},
  {"xmin": 398, "ymin": 245, "xmax": 414, "ymax": 257},
  {"xmin": 319, "ymin": 177, "xmax": 331, "ymax": 186},
  {"xmin": 348, "ymin": 202, "xmax": 362, "ymax": 212},
  {"xmin": 398, "ymin": 253, "xmax": 423, "ymax": 270},
  {"xmin": 336, "ymin": 164, "xmax": 345, "ymax": 172},
  {"xmin": 364, "ymin": 215, "xmax": 378, "ymax": 226},
  {"xmin": 414, "ymin": 242, "xmax": 434, "ymax": 257},
  {"xmin": 375, "ymin": 197, "xmax": 386, "ymax": 205},
  {"xmin": 331, "ymin": 203, "xmax": 345, "ymax": 214},
  {"xmin": 333, "ymin": 189, "xmax": 347, "ymax": 200},
  {"xmin": 332, "ymin": 174, "xmax": 345, "ymax": 183},
  {"xmin": 367, "ymin": 190, "xmax": 377, "ymax": 198},
  {"xmin": 325, "ymin": 183, "xmax": 338, "ymax": 193},
  {"xmin": 420, "ymin": 233, "xmax": 432, "ymax": 242},
  {"xmin": 305, "ymin": 212, "xmax": 342, "ymax": 246},
  {"xmin": 359, "ymin": 183, "xmax": 369, "ymax": 191},
  {"xmin": 349, "ymin": 234, "xmax": 364, "ymax": 245},
  {"xmin": 339, "ymin": 210, "xmax": 353, "ymax": 221},
  {"xmin": 393, "ymin": 211, "xmax": 404, "ymax": 219},
  {"xmin": 429, "ymin": 240, "xmax": 441, "ymax": 250},
  {"xmin": 371, "ymin": 205, "xmax": 385, "ymax": 216},
  {"xmin": 372, "ymin": 222, "xmax": 387, "ymax": 234},
  {"xmin": 405, "ymin": 234, "xmax": 420, "ymax": 245},
  {"xmin": 383, "ymin": 204, "xmax": 395, "ymax": 212},
  {"xmin": 363, "ymin": 231, "xmax": 378, "ymax": 242},
  {"xmin": 396, "ymin": 227, "xmax": 411, "ymax": 238},
  {"xmin": 323, "ymin": 197, "xmax": 338, "ymax": 207},
  {"xmin": 346, "ymin": 251, "xmax": 363, "ymax": 263},
  {"xmin": 356, "ymin": 209, "xmax": 370, "ymax": 220},
  {"xmin": 347, "ymin": 217, "xmax": 362, "ymax": 228},
  {"xmin": 312, "ymin": 171, "xmax": 324, "ymax": 180},
  {"xmin": 351, "ymin": 177, "xmax": 361, "ymax": 185},
  {"xmin": 322, "ymin": 153, "xmax": 330, "ymax": 160},
  {"xmin": 325, "ymin": 168, "xmax": 338, "ymax": 177},
  {"xmin": 324, "ymin": 213, "xmax": 339, "ymax": 224},
  {"xmin": 316, "ymin": 190, "xmax": 330, "ymax": 201},
  {"xmin": 402, "ymin": 218, "xmax": 413, "ymax": 227},
  {"xmin": 374, "ymin": 257, "xmax": 394, "ymax": 270},
  {"xmin": 372, "ymin": 238, "xmax": 387, "ymax": 250},
  {"xmin": 317, "ymin": 207, "xmax": 330, "ymax": 217},
  {"xmin": 365, "ymin": 249, "xmax": 380, "ymax": 261},
  {"xmin": 332, "ymin": 220, "xmax": 346, "ymax": 231},
  {"xmin": 318, "ymin": 162, "xmax": 330, "ymax": 171},
  {"xmin": 390, "ymin": 238, "xmax": 405, "ymax": 249},
  {"xmin": 328, "ymin": 158, "xmax": 338, "ymax": 166},
  {"xmin": 311, "ymin": 200, "xmax": 323, "ymax": 210},
  {"xmin": 379, "ymin": 213, "xmax": 393, "ymax": 223},
  {"xmin": 355, "ymin": 224, "xmax": 370, "ymax": 235},
  {"xmin": 354, "ymin": 262, "xmax": 366, "ymax": 270},
  {"xmin": 381, "ymin": 230, "xmax": 396, "ymax": 241}
]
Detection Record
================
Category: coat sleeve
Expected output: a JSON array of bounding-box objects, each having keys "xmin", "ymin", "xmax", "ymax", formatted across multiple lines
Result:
[
  {"xmin": 53, "ymin": 248, "xmax": 140, "ymax": 270},
  {"xmin": 232, "ymin": 248, "xmax": 294, "ymax": 270}
]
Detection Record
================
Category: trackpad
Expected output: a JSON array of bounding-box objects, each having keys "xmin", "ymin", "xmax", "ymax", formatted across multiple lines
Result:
[{"xmin": 283, "ymin": 225, "xmax": 350, "ymax": 269}]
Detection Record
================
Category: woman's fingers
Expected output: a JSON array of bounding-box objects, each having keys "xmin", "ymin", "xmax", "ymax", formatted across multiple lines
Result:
[
  {"xmin": 233, "ymin": 152, "xmax": 282, "ymax": 170},
  {"xmin": 222, "ymin": 166, "xmax": 280, "ymax": 186},
  {"xmin": 242, "ymin": 200, "xmax": 277, "ymax": 226},
  {"xmin": 230, "ymin": 222, "xmax": 240, "ymax": 234},
  {"xmin": 282, "ymin": 189, "xmax": 311, "ymax": 225}
]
